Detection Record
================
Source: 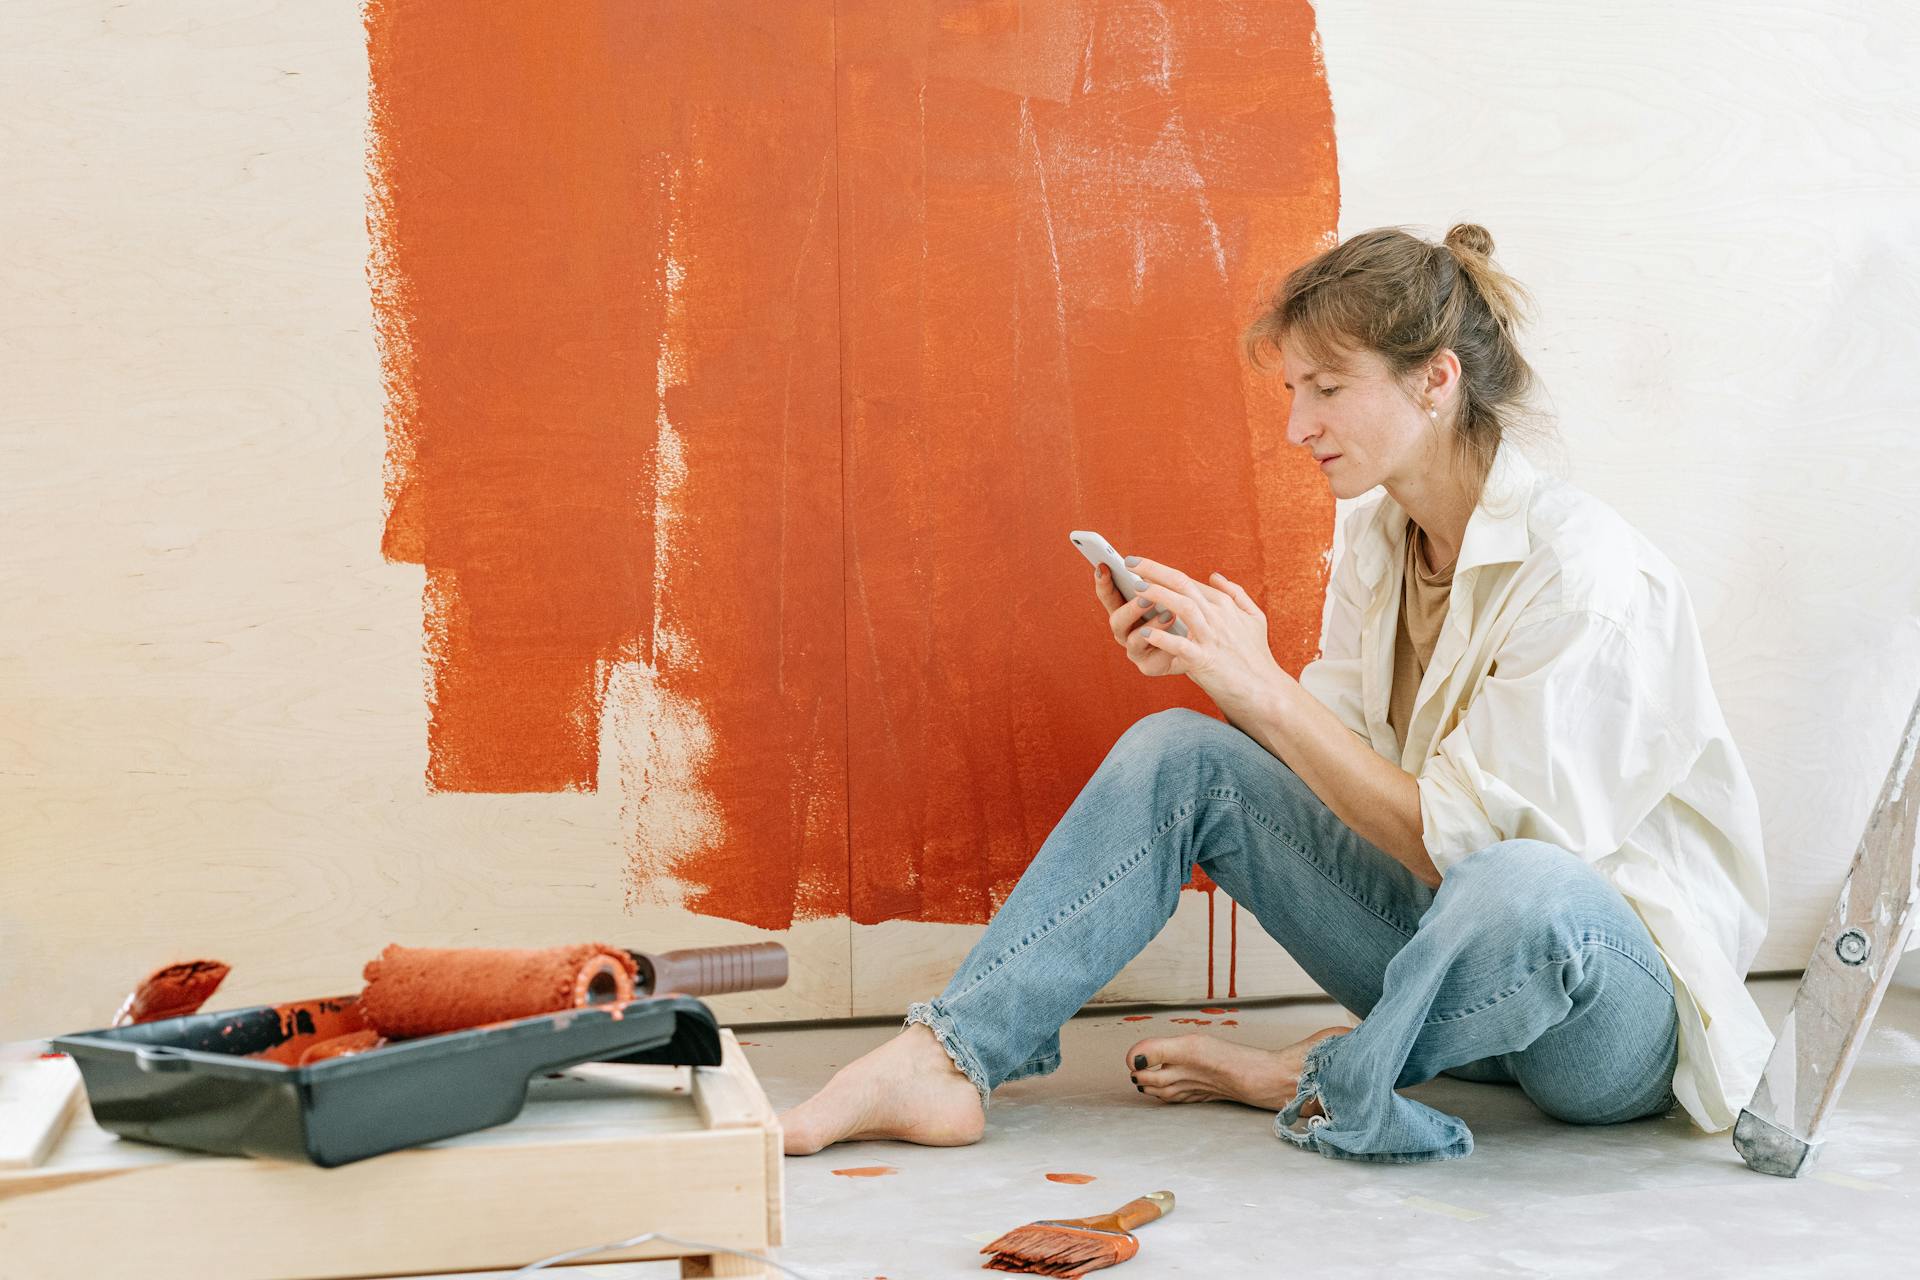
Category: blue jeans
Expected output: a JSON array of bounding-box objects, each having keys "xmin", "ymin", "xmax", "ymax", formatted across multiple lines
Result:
[{"xmin": 904, "ymin": 708, "xmax": 1680, "ymax": 1163}]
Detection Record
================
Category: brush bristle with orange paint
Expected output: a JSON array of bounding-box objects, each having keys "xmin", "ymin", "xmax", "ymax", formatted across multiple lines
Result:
[
  {"xmin": 113, "ymin": 959, "xmax": 231, "ymax": 1026},
  {"xmin": 980, "ymin": 1190, "xmax": 1174, "ymax": 1275}
]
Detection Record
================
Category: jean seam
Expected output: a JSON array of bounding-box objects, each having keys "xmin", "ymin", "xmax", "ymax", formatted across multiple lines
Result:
[
  {"xmin": 945, "ymin": 800, "xmax": 1200, "ymax": 1008},
  {"xmin": 1201, "ymin": 788, "xmax": 1423, "ymax": 940},
  {"xmin": 1422, "ymin": 933, "xmax": 1673, "ymax": 1024}
]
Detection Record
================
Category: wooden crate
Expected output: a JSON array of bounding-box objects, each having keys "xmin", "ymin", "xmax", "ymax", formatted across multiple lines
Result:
[{"xmin": 0, "ymin": 1029, "xmax": 783, "ymax": 1279}]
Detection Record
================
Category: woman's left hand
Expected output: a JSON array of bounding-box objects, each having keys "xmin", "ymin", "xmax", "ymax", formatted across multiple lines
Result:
[{"xmin": 1126, "ymin": 557, "xmax": 1288, "ymax": 719}]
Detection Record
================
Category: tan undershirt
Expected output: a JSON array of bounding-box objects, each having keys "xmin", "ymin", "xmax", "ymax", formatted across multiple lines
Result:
[{"xmin": 1389, "ymin": 518, "xmax": 1456, "ymax": 754}]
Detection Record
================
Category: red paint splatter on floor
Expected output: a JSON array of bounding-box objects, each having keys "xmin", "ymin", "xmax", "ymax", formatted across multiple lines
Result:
[
  {"xmin": 365, "ymin": 1, "xmax": 1341, "ymax": 933},
  {"xmin": 1045, "ymin": 1172, "xmax": 1098, "ymax": 1185},
  {"xmin": 831, "ymin": 1166, "xmax": 900, "ymax": 1178}
]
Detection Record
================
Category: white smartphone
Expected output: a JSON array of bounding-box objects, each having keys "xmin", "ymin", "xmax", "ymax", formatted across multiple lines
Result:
[{"xmin": 1069, "ymin": 529, "xmax": 1191, "ymax": 639}]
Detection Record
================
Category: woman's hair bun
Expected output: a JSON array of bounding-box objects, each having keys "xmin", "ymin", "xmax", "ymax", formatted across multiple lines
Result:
[{"xmin": 1444, "ymin": 222, "xmax": 1495, "ymax": 261}]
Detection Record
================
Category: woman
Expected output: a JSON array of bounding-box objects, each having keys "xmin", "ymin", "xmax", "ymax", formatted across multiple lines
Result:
[{"xmin": 781, "ymin": 223, "xmax": 1774, "ymax": 1163}]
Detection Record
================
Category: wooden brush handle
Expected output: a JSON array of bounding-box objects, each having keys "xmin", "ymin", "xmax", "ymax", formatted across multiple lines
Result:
[{"xmin": 1056, "ymin": 1190, "xmax": 1175, "ymax": 1233}]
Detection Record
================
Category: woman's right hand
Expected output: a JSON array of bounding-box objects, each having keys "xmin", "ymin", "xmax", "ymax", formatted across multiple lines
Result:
[{"xmin": 1095, "ymin": 563, "xmax": 1182, "ymax": 676}]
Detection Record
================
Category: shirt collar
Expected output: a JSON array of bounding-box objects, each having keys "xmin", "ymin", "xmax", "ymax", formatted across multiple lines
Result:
[{"xmin": 1355, "ymin": 442, "xmax": 1536, "ymax": 590}]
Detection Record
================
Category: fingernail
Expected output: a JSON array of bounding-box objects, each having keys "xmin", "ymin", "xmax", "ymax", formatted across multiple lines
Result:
[
  {"xmin": 1124, "ymin": 556, "xmax": 1140, "ymax": 567},
  {"xmin": 1133, "ymin": 1054, "xmax": 1147, "ymax": 1070}
]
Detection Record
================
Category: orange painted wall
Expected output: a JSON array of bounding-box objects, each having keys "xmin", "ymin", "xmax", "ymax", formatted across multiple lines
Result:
[{"xmin": 367, "ymin": 1, "xmax": 1339, "ymax": 938}]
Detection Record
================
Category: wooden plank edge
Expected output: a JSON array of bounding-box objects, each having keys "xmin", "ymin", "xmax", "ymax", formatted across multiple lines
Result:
[{"xmin": 0, "ymin": 1058, "xmax": 82, "ymax": 1170}]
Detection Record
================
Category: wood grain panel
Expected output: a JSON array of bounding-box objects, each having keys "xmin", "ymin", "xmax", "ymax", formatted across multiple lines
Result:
[
  {"xmin": 836, "ymin": 1, "xmax": 1340, "ymax": 1024},
  {"xmin": 4, "ymin": 0, "xmax": 1915, "ymax": 1042}
]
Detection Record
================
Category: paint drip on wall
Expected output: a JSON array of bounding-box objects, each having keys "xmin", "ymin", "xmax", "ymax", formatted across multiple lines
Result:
[{"xmin": 365, "ymin": 2, "xmax": 1339, "ymax": 963}]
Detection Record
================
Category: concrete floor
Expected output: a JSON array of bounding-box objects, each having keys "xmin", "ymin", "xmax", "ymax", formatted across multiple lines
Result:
[{"xmin": 536, "ymin": 970, "xmax": 1920, "ymax": 1280}]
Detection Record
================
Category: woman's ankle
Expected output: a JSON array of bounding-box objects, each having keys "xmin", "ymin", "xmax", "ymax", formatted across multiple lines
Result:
[
  {"xmin": 903, "ymin": 1019, "xmax": 955, "ymax": 1068},
  {"xmin": 904, "ymin": 1021, "xmax": 981, "ymax": 1090}
]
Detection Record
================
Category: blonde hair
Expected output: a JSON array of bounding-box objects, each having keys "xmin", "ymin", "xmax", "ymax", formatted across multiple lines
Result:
[{"xmin": 1243, "ymin": 223, "xmax": 1556, "ymax": 491}]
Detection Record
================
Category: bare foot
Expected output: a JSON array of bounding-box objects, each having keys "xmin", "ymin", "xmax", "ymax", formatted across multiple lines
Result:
[
  {"xmin": 780, "ymin": 1021, "xmax": 987, "ymax": 1155},
  {"xmin": 1125, "ymin": 1025, "xmax": 1351, "ymax": 1113}
]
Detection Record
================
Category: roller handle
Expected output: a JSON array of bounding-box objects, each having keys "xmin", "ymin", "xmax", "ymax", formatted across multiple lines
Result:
[{"xmin": 626, "ymin": 943, "xmax": 788, "ymax": 998}]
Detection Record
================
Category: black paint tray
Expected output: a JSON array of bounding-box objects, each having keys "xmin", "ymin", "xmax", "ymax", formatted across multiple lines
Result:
[{"xmin": 49, "ymin": 992, "xmax": 722, "ymax": 1168}]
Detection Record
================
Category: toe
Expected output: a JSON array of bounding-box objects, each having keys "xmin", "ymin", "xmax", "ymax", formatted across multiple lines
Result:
[
  {"xmin": 1138, "ymin": 1077, "xmax": 1213, "ymax": 1104},
  {"xmin": 1125, "ymin": 1033, "xmax": 1200, "ymax": 1074},
  {"xmin": 1135, "ymin": 1075, "xmax": 1178, "ymax": 1101},
  {"xmin": 1131, "ymin": 1063, "xmax": 1183, "ymax": 1089}
]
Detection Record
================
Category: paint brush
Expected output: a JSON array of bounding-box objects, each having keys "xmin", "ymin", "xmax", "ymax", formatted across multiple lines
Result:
[
  {"xmin": 4, "ymin": 959, "xmax": 231, "ymax": 1168},
  {"xmin": 111, "ymin": 959, "xmax": 232, "ymax": 1027},
  {"xmin": 980, "ymin": 1190, "xmax": 1174, "ymax": 1275}
]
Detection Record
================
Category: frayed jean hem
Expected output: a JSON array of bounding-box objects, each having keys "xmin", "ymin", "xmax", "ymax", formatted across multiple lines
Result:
[
  {"xmin": 1273, "ymin": 1026, "xmax": 1341, "ymax": 1149},
  {"xmin": 904, "ymin": 999, "xmax": 995, "ymax": 1115},
  {"xmin": 1272, "ymin": 1029, "xmax": 1476, "ymax": 1164}
]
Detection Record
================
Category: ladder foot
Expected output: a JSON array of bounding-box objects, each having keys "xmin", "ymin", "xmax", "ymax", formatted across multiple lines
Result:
[{"xmin": 1733, "ymin": 1107, "xmax": 1822, "ymax": 1177}]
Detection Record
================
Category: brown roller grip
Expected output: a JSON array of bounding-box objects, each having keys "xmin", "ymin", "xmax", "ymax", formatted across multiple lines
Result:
[{"xmin": 628, "ymin": 943, "xmax": 789, "ymax": 998}]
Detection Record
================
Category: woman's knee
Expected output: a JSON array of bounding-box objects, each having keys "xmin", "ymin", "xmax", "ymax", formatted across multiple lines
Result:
[
  {"xmin": 1118, "ymin": 707, "xmax": 1280, "ymax": 779},
  {"xmin": 1425, "ymin": 839, "xmax": 1671, "ymax": 992},
  {"xmin": 1120, "ymin": 706, "xmax": 1220, "ymax": 753}
]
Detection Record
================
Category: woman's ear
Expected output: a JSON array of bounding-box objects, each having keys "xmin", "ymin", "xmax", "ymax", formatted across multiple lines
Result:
[{"xmin": 1425, "ymin": 348, "xmax": 1463, "ymax": 409}]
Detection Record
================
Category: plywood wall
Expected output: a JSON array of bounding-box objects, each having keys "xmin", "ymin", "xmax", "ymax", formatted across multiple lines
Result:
[{"xmin": 4, "ymin": 0, "xmax": 1916, "ymax": 1041}]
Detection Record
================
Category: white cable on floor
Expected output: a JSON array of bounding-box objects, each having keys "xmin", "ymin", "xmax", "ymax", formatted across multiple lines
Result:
[{"xmin": 512, "ymin": 1229, "xmax": 818, "ymax": 1278}]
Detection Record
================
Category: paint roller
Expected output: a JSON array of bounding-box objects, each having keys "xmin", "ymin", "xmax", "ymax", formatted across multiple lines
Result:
[{"xmin": 354, "ymin": 940, "xmax": 788, "ymax": 1040}]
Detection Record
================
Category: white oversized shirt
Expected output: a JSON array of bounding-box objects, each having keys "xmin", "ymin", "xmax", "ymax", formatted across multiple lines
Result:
[{"xmin": 1297, "ymin": 441, "xmax": 1774, "ymax": 1134}]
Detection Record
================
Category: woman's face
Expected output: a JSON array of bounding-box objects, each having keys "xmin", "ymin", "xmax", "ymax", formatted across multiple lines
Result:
[{"xmin": 1277, "ymin": 333, "xmax": 1438, "ymax": 499}]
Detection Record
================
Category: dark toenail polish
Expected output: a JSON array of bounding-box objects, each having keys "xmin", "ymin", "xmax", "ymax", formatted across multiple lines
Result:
[{"xmin": 1134, "ymin": 1054, "xmax": 1147, "ymax": 1070}]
